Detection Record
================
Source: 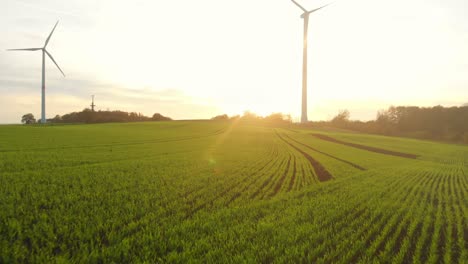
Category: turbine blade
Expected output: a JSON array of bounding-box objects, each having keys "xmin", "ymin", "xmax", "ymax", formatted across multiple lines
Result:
[
  {"xmin": 291, "ymin": 0, "xmax": 307, "ymax": 12},
  {"xmin": 45, "ymin": 50, "xmax": 65, "ymax": 77},
  {"xmin": 44, "ymin": 20, "xmax": 59, "ymax": 48},
  {"xmin": 307, "ymin": 2, "xmax": 333, "ymax": 14},
  {"xmin": 7, "ymin": 48, "xmax": 42, "ymax": 51}
]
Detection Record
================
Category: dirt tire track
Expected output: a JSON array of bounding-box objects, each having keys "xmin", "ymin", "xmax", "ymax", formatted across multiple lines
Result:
[
  {"xmin": 311, "ymin": 133, "xmax": 419, "ymax": 159},
  {"xmin": 284, "ymin": 134, "xmax": 366, "ymax": 171},
  {"xmin": 276, "ymin": 131, "xmax": 333, "ymax": 182}
]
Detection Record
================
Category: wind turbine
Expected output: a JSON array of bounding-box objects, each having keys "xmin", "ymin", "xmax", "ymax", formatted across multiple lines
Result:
[
  {"xmin": 290, "ymin": 1, "xmax": 332, "ymax": 123},
  {"xmin": 7, "ymin": 21, "xmax": 65, "ymax": 124}
]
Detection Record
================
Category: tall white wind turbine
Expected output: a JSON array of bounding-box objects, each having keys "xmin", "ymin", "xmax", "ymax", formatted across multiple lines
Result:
[
  {"xmin": 7, "ymin": 21, "xmax": 65, "ymax": 124},
  {"xmin": 290, "ymin": 1, "xmax": 332, "ymax": 123}
]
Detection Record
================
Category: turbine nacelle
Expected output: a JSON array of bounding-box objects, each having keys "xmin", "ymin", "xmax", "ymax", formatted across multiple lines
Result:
[{"xmin": 291, "ymin": 0, "xmax": 333, "ymax": 19}]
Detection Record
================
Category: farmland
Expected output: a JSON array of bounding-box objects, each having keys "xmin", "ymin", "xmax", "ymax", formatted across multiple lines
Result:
[{"xmin": 0, "ymin": 120, "xmax": 467, "ymax": 263}]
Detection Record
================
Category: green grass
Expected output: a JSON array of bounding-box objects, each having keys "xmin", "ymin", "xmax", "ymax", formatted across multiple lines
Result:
[{"xmin": 0, "ymin": 121, "xmax": 467, "ymax": 263}]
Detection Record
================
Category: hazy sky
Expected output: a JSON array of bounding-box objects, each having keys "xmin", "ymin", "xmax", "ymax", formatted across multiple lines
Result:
[{"xmin": 1, "ymin": 0, "xmax": 467, "ymax": 123}]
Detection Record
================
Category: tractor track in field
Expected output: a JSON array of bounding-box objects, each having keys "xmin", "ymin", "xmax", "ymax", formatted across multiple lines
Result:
[
  {"xmin": 311, "ymin": 133, "xmax": 419, "ymax": 159},
  {"xmin": 276, "ymin": 131, "xmax": 333, "ymax": 182},
  {"xmin": 0, "ymin": 128, "xmax": 228, "ymax": 153},
  {"xmin": 283, "ymin": 134, "xmax": 366, "ymax": 171}
]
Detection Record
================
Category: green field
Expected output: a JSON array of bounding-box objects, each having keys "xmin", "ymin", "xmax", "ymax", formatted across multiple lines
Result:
[{"xmin": 1, "ymin": 121, "xmax": 467, "ymax": 263}]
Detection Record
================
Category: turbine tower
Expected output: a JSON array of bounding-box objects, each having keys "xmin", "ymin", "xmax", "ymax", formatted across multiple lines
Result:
[
  {"xmin": 290, "ymin": 1, "xmax": 331, "ymax": 123},
  {"xmin": 8, "ymin": 21, "xmax": 65, "ymax": 124}
]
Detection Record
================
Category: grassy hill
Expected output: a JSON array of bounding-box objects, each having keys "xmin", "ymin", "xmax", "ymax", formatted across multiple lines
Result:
[{"xmin": 0, "ymin": 121, "xmax": 467, "ymax": 263}]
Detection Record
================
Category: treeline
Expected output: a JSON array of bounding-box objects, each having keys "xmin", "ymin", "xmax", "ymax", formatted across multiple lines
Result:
[
  {"xmin": 211, "ymin": 112, "xmax": 293, "ymax": 124},
  {"xmin": 313, "ymin": 105, "xmax": 468, "ymax": 144},
  {"xmin": 49, "ymin": 109, "xmax": 172, "ymax": 124}
]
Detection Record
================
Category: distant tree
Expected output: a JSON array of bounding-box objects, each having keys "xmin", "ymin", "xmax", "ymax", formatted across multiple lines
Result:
[
  {"xmin": 211, "ymin": 114, "xmax": 229, "ymax": 121},
  {"xmin": 129, "ymin": 112, "xmax": 139, "ymax": 120},
  {"xmin": 463, "ymin": 103, "xmax": 468, "ymax": 107},
  {"xmin": 375, "ymin": 110, "xmax": 396, "ymax": 134},
  {"xmin": 264, "ymin": 113, "xmax": 292, "ymax": 123},
  {"xmin": 376, "ymin": 110, "xmax": 390, "ymax": 124},
  {"xmin": 230, "ymin": 115, "xmax": 240, "ymax": 120},
  {"xmin": 264, "ymin": 113, "xmax": 283, "ymax": 122},
  {"xmin": 52, "ymin": 115, "xmax": 62, "ymax": 122},
  {"xmin": 152, "ymin": 113, "xmax": 172, "ymax": 121},
  {"xmin": 21, "ymin": 113, "xmax": 36, "ymax": 124},
  {"xmin": 241, "ymin": 111, "xmax": 258, "ymax": 121},
  {"xmin": 331, "ymin": 109, "xmax": 350, "ymax": 125}
]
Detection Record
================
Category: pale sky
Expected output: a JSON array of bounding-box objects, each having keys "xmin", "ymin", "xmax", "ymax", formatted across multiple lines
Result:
[{"xmin": 0, "ymin": 0, "xmax": 467, "ymax": 123}]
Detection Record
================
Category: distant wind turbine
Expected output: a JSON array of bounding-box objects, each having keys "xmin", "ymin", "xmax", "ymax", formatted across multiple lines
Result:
[
  {"xmin": 290, "ymin": 1, "xmax": 332, "ymax": 123},
  {"xmin": 7, "ymin": 21, "xmax": 65, "ymax": 124}
]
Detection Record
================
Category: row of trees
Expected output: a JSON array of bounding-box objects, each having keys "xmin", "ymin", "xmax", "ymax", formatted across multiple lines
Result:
[
  {"xmin": 22, "ymin": 109, "xmax": 172, "ymax": 124},
  {"xmin": 211, "ymin": 112, "xmax": 293, "ymax": 124},
  {"xmin": 23, "ymin": 110, "xmax": 293, "ymax": 125},
  {"xmin": 318, "ymin": 105, "xmax": 468, "ymax": 143}
]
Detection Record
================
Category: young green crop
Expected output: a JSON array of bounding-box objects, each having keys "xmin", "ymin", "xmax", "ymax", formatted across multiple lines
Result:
[{"xmin": 0, "ymin": 121, "xmax": 467, "ymax": 262}]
